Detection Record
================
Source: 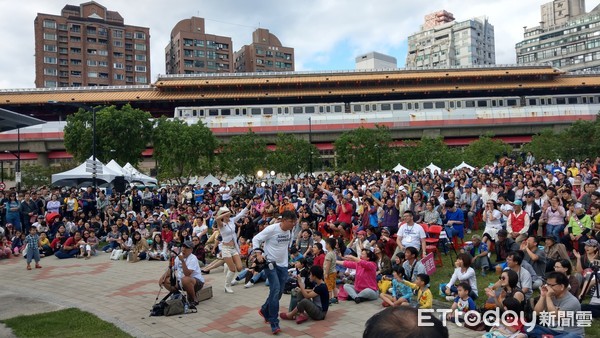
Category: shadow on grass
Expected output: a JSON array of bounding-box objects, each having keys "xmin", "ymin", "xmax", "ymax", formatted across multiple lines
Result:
[{"xmin": 0, "ymin": 308, "xmax": 132, "ymax": 338}]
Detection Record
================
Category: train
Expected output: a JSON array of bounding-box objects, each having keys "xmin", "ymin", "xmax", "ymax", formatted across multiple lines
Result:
[{"xmin": 173, "ymin": 93, "xmax": 600, "ymax": 130}]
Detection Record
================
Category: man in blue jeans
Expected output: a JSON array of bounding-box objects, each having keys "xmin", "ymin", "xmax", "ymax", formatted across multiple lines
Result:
[{"xmin": 252, "ymin": 210, "xmax": 297, "ymax": 335}]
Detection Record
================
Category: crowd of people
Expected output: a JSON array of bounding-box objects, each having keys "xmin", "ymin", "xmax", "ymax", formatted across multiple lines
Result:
[{"xmin": 1, "ymin": 154, "xmax": 599, "ymax": 336}]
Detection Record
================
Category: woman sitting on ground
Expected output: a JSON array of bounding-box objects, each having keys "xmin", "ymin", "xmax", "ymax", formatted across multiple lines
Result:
[
  {"xmin": 130, "ymin": 231, "xmax": 149, "ymax": 262},
  {"xmin": 481, "ymin": 199, "xmax": 502, "ymax": 248},
  {"xmin": 443, "ymin": 252, "xmax": 479, "ymax": 301},
  {"xmin": 336, "ymin": 249, "xmax": 379, "ymax": 303},
  {"xmin": 280, "ymin": 265, "xmax": 329, "ymax": 324},
  {"xmin": 148, "ymin": 233, "xmax": 168, "ymax": 261},
  {"xmin": 374, "ymin": 242, "xmax": 392, "ymax": 280},
  {"xmin": 553, "ymin": 259, "xmax": 581, "ymax": 297},
  {"xmin": 484, "ymin": 269, "xmax": 525, "ymax": 309}
]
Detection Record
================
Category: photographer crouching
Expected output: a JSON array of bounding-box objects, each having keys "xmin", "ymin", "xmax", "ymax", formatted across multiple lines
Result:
[{"xmin": 159, "ymin": 240, "xmax": 204, "ymax": 309}]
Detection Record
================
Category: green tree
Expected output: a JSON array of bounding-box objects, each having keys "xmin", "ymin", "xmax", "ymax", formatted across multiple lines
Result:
[
  {"xmin": 63, "ymin": 104, "xmax": 153, "ymax": 165},
  {"xmin": 395, "ymin": 136, "xmax": 458, "ymax": 170},
  {"xmin": 560, "ymin": 119, "xmax": 600, "ymax": 160},
  {"xmin": 462, "ymin": 134, "xmax": 513, "ymax": 167},
  {"xmin": 21, "ymin": 164, "xmax": 52, "ymax": 189},
  {"xmin": 334, "ymin": 126, "xmax": 392, "ymax": 171},
  {"xmin": 268, "ymin": 133, "xmax": 321, "ymax": 177},
  {"xmin": 220, "ymin": 131, "xmax": 268, "ymax": 180},
  {"xmin": 152, "ymin": 117, "xmax": 218, "ymax": 183},
  {"xmin": 522, "ymin": 128, "xmax": 564, "ymax": 162}
]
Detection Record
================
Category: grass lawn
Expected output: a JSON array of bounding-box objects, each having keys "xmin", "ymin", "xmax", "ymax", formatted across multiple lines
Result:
[
  {"xmin": 427, "ymin": 227, "xmax": 600, "ymax": 336},
  {"xmin": 1, "ymin": 308, "xmax": 132, "ymax": 338}
]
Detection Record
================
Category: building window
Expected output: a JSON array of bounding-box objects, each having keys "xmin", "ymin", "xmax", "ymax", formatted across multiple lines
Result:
[
  {"xmin": 194, "ymin": 50, "xmax": 205, "ymax": 57},
  {"xmin": 70, "ymin": 71, "xmax": 81, "ymax": 77},
  {"xmin": 44, "ymin": 68, "xmax": 57, "ymax": 75},
  {"xmin": 98, "ymin": 61, "xmax": 108, "ymax": 67},
  {"xmin": 44, "ymin": 80, "xmax": 57, "ymax": 87},
  {"xmin": 134, "ymin": 43, "xmax": 146, "ymax": 51},
  {"xmin": 194, "ymin": 39, "xmax": 204, "ymax": 47},
  {"xmin": 134, "ymin": 32, "xmax": 146, "ymax": 39},
  {"xmin": 136, "ymin": 76, "xmax": 147, "ymax": 83},
  {"xmin": 135, "ymin": 65, "xmax": 146, "ymax": 72},
  {"xmin": 43, "ymin": 20, "xmax": 56, "ymax": 29},
  {"xmin": 135, "ymin": 54, "xmax": 146, "ymax": 61},
  {"xmin": 98, "ymin": 50, "xmax": 108, "ymax": 56},
  {"xmin": 87, "ymin": 60, "xmax": 98, "ymax": 66},
  {"xmin": 114, "ymin": 40, "xmax": 123, "ymax": 47},
  {"xmin": 70, "ymin": 25, "xmax": 81, "ymax": 33},
  {"xmin": 43, "ymin": 32, "xmax": 57, "ymax": 40},
  {"xmin": 43, "ymin": 44, "xmax": 57, "ymax": 52},
  {"xmin": 113, "ymin": 52, "xmax": 124, "ymax": 58},
  {"xmin": 194, "ymin": 60, "xmax": 205, "ymax": 68},
  {"xmin": 114, "ymin": 62, "xmax": 124, "ymax": 69},
  {"xmin": 114, "ymin": 74, "xmax": 124, "ymax": 80},
  {"xmin": 88, "ymin": 72, "xmax": 98, "ymax": 78},
  {"xmin": 43, "ymin": 56, "xmax": 57, "ymax": 64},
  {"xmin": 113, "ymin": 30, "xmax": 123, "ymax": 38},
  {"xmin": 70, "ymin": 59, "xmax": 82, "ymax": 65}
]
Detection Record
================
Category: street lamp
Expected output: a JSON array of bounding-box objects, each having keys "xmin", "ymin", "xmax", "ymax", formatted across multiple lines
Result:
[
  {"xmin": 4, "ymin": 136, "xmax": 21, "ymax": 192},
  {"xmin": 308, "ymin": 117, "xmax": 313, "ymax": 175},
  {"xmin": 48, "ymin": 101, "xmax": 98, "ymax": 194},
  {"xmin": 375, "ymin": 144, "xmax": 381, "ymax": 169}
]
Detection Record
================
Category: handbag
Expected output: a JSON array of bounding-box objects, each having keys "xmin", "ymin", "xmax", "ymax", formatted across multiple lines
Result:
[
  {"xmin": 110, "ymin": 249, "xmax": 124, "ymax": 260},
  {"xmin": 164, "ymin": 298, "xmax": 185, "ymax": 316}
]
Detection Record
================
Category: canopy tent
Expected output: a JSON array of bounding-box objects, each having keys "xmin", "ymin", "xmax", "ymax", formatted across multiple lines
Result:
[
  {"xmin": 227, "ymin": 175, "xmax": 245, "ymax": 185},
  {"xmin": 51, "ymin": 156, "xmax": 122, "ymax": 186},
  {"xmin": 453, "ymin": 161, "xmax": 475, "ymax": 172},
  {"xmin": 123, "ymin": 163, "xmax": 158, "ymax": 185},
  {"xmin": 106, "ymin": 160, "xmax": 131, "ymax": 182},
  {"xmin": 392, "ymin": 163, "xmax": 410, "ymax": 173},
  {"xmin": 424, "ymin": 163, "xmax": 442, "ymax": 174},
  {"xmin": 200, "ymin": 174, "xmax": 220, "ymax": 186}
]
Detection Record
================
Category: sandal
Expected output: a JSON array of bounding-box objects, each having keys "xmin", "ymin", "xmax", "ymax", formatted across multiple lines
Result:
[{"xmin": 279, "ymin": 312, "xmax": 294, "ymax": 320}]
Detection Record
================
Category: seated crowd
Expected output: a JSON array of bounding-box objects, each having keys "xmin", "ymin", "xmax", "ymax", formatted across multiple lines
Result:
[{"xmin": 1, "ymin": 155, "xmax": 599, "ymax": 337}]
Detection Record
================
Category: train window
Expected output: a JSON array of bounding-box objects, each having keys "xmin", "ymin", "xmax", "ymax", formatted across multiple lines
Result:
[
  {"xmin": 293, "ymin": 106, "xmax": 303, "ymax": 114},
  {"xmin": 263, "ymin": 108, "xmax": 273, "ymax": 115},
  {"xmin": 423, "ymin": 102, "xmax": 433, "ymax": 109},
  {"xmin": 334, "ymin": 106, "xmax": 342, "ymax": 113},
  {"xmin": 326, "ymin": 106, "xmax": 331, "ymax": 113},
  {"xmin": 221, "ymin": 109, "xmax": 231, "ymax": 116},
  {"xmin": 209, "ymin": 109, "xmax": 219, "ymax": 116},
  {"xmin": 492, "ymin": 100, "xmax": 497, "ymax": 107},
  {"xmin": 528, "ymin": 99, "xmax": 537, "ymax": 106},
  {"xmin": 582, "ymin": 97, "xmax": 587, "ymax": 104},
  {"xmin": 568, "ymin": 97, "xmax": 577, "ymax": 104},
  {"xmin": 277, "ymin": 108, "xmax": 283, "ymax": 115},
  {"xmin": 556, "ymin": 98, "xmax": 565, "ymax": 104},
  {"xmin": 465, "ymin": 101, "xmax": 475, "ymax": 108},
  {"xmin": 392, "ymin": 103, "xmax": 402, "ymax": 110},
  {"xmin": 499, "ymin": 100, "xmax": 504, "ymax": 107},
  {"xmin": 285, "ymin": 107, "xmax": 289, "ymax": 114},
  {"xmin": 353, "ymin": 105, "xmax": 362, "ymax": 112},
  {"xmin": 365, "ymin": 105, "xmax": 370, "ymax": 112},
  {"xmin": 414, "ymin": 102, "xmax": 419, "ymax": 109},
  {"xmin": 507, "ymin": 99, "xmax": 517, "ymax": 106},
  {"xmin": 477, "ymin": 100, "xmax": 487, "ymax": 107},
  {"xmin": 305, "ymin": 106, "xmax": 315, "ymax": 114},
  {"xmin": 449, "ymin": 101, "xmax": 455, "ymax": 108},
  {"xmin": 381, "ymin": 103, "xmax": 391, "ymax": 111},
  {"xmin": 435, "ymin": 101, "xmax": 445, "ymax": 109},
  {"xmin": 407, "ymin": 103, "xmax": 412, "ymax": 109},
  {"xmin": 456, "ymin": 101, "xmax": 461, "ymax": 108},
  {"xmin": 251, "ymin": 108, "xmax": 261, "ymax": 115},
  {"xmin": 235, "ymin": 109, "xmax": 240, "ymax": 116},
  {"xmin": 372, "ymin": 104, "xmax": 377, "ymax": 111},
  {"xmin": 192, "ymin": 110, "xmax": 197, "ymax": 117},
  {"xmin": 241, "ymin": 108, "xmax": 247, "ymax": 115},
  {"xmin": 591, "ymin": 97, "xmax": 597, "ymax": 104},
  {"xmin": 319, "ymin": 106, "xmax": 324, "ymax": 113}
]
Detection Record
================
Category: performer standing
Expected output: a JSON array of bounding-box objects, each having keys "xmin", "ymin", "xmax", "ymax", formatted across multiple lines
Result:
[
  {"xmin": 214, "ymin": 204, "xmax": 250, "ymax": 293},
  {"xmin": 253, "ymin": 210, "xmax": 297, "ymax": 335}
]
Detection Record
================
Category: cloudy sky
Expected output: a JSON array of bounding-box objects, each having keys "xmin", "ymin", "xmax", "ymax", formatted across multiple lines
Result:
[{"xmin": 0, "ymin": 0, "xmax": 596, "ymax": 89}]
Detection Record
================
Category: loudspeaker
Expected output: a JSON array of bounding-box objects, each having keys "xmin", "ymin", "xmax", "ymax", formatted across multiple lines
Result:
[{"xmin": 114, "ymin": 176, "xmax": 126, "ymax": 194}]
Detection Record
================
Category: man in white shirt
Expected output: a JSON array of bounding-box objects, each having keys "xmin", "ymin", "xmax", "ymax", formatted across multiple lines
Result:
[
  {"xmin": 396, "ymin": 210, "xmax": 427, "ymax": 258},
  {"xmin": 159, "ymin": 240, "xmax": 204, "ymax": 308},
  {"xmin": 253, "ymin": 210, "xmax": 297, "ymax": 335}
]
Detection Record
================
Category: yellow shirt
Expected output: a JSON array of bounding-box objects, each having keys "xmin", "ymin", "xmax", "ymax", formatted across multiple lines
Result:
[{"xmin": 401, "ymin": 280, "xmax": 433, "ymax": 309}]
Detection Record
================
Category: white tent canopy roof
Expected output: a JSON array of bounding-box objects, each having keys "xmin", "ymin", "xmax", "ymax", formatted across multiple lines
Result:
[
  {"xmin": 425, "ymin": 163, "xmax": 442, "ymax": 174},
  {"xmin": 392, "ymin": 163, "xmax": 410, "ymax": 173},
  {"xmin": 200, "ymin": 174, "xmax": 220, "ymax": 186},
  {"xmin": 51, "ymin": 156, "xmax": 121, "ymax": 187},
  {"xmin": 106, "ymin": 160, "xmax": 131, "ymax": 181},
  {"xmin": 123, "ymin": 163, "xmax": 157, "ymax": 185},
  {"xmin": 453, "ymin": 161, "xmax": 475, "ymax": 171}
]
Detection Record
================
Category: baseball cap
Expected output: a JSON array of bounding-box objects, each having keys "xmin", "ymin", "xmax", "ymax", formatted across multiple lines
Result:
[
  {"xmin": 182, "ymin": 240, "xmax": 194, "ymax": 248},
  {"xmin": 513, "ymin": 200, "xmax": 523, "ymax": 206}
]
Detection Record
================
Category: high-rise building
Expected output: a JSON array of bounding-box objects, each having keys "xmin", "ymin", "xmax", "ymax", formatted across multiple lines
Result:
[
  {"xmin": 355, "ymin": 52, "xmax": 397, "ymax": 70},
  {"xmin": 516, "ymin": 1, "xmax": 600, "ymax": 71},
  {"xmin": 234, "ymin": 28, "xmax": 294, "ymax": 72},
  {"xmin": 165, "ymin": 17, "xmax": 233, "ymax": 74},
  {"xmin": 406, "ymin": 11, "xmax": 495, "ymax": 68},
  {"xmin": 34, "ymin": 1, "xmax": 151, "ymax": 88}
]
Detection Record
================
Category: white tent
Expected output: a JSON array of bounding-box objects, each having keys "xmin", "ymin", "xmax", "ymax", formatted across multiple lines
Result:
[
  {"xmin": 51, "ymin": 156, "xmax": 121, "ymax": 186},
  {"xmin": 106, "ymin": 160, "xmax": 131, "ymax": 182},
  {"xmin": 453, "ymin": 161, "xmax": 475, "ymax": 172},
  {"xmin": 123, "ymin": 163, "xmax": 158, "ymax": 185},
  {"xmin": 392, "ymin": 163, "xmax": 410, "ymax": 173},
  {"xmin": 227, "ymin": 175, "xmax": 245, "ymax": 185},
  {"xmin": 200, "ymin": 174, "xmax": 220, "ymax": 186},
  {"xmin": 425, "ymin": 163, "xmax": 442, "ymax": 174}
]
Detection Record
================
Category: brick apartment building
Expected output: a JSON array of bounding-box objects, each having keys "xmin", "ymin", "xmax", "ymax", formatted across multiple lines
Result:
[{"xmin": 234, "ymin": 28, "xmax": 294, "ymax": 72}]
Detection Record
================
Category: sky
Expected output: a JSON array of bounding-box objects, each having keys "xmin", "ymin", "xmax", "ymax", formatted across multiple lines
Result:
[{"xmin": 0, "ymin": 0, "xmax": 596, "ymax": 89}]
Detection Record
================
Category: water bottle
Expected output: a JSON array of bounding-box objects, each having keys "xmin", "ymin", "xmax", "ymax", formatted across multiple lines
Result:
[{"xmin": 184, "ymin": 302, "xmax": 189, "ymax": 314}]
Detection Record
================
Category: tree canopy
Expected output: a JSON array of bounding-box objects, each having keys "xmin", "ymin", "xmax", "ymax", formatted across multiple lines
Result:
[
  {"xmin": 462, "ymin": 134, "xmax": 513, "ymax": 167},
  {"xmin": 220, "ymin": 131, "xmax": 268, "ymax": 180},
  {"xmin": 268, "ymin": 133, "xmax": 321, "ymax": 177},
  {"xmin": 334, "ymin": 125, "xmax": 392, "ymax": 171},
  {"xmin": 63, "ymin": 104, "xmax": 153, "ymax": 165}
]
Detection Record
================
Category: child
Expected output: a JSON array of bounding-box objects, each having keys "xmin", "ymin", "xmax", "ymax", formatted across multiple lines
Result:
[
  {"xmin": 38, "ymin": 232, "xmax": 52, "ymax": 257},
  {"xmin": 483, "ymin": 297, "xmax": 527, "ymax": 338},
  {"xmin": 11, "ymin": 230, "xmax": 24, "ymax": 257},
  {"xmin": 85, "ymin": 230, "xmax": 99, "ymax": 259},
  {"xmin": 25, "ymin": 227, "xmax": 42, "ymax": 270},
  {"xmin": 238, "ymin": 236, "xmax": 250, "ymax": 260},
  {"xmin": 401, "ymin": 273, "xmax": 433, "ymax": 309},
  {"xmin": 446, "ymin": 282, "xmax": 476, "ymax": 322},
  {"xmin": 380, "ymin": 266, "xmax": 413, "ymax": 307},
  {"xmin": 0, "ymin": 236, "xmax": 11, "ymax": 259}
]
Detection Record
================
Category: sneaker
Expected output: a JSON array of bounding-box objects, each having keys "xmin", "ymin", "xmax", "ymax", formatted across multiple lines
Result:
[
  {"xmin": 329, "ymin": 297, "xmax": 339, "ymax": 304},
  {"xmin": 244, "ymin": 281, "xmax": 255, "ymax": 288},
  {"xmin": 201, "ymin": 269, "xmax": 210, "ymax": 274},
  {"xmin": 258, "ymin": 309, "xmax": 268, "ymax": 323},
  {"xmin": 354, "ymin": 297, "xmax": 361, "ymax": 304},
  {"xmin": 481, "ymin": 268, "xmax": 487, "ymax": 277},
  {"xmin": 466, "ymin": 229, "xmax": 472, "ymax": 234},
  {"xmin": 445, "ymin": 296, "xmax": 455, "ymax": 302},
  {"xmin": 271, "ymin": 325, "xmax": 281, "ymax": 335},
  {"xmin": 296, "ymin": 314, "xmax": 309, "ymax": 324}
]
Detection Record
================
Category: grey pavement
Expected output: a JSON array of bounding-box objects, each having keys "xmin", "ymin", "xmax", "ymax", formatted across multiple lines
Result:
[{"xmin": 0, "ymin": 254, "xmax": 483, "ymax": 337}]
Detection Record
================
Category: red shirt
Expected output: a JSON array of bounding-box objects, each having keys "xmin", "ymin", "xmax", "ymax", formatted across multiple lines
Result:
[
  {"xmin": 337, "ymin": 202, "xmax": 353, "ymax": 224},
  {"xmin": 509, "ymin": 212, "xmax": 526, "ymax": 233},
  {"xmin": 313, "ymin": 253, "xmax": 325, "ymax": 267},
  {"xmin": 161, "ymin": 229, "xmax": 174, "ymax": 243}
]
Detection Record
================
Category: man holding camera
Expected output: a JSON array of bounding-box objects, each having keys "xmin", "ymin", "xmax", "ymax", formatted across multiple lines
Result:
[{"xmin": 159, "ymin": 240, "xmax": 204, "ymax": 308}]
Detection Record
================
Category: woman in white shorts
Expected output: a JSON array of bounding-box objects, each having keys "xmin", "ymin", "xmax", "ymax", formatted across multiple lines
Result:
[{"xmin": 214, "ymin": 203, "xmax": 250, "ymax": 293}]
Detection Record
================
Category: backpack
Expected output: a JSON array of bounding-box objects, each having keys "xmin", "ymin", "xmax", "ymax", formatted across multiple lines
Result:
[{"xmin": 164, "ymin": 298, "xmax": 185, "ymax": 316}]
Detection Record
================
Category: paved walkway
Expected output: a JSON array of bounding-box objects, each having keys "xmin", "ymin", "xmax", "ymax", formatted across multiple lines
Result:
[{"xmin": 0, "ymin": 254, "xmax": 483, "ymax": 337}]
